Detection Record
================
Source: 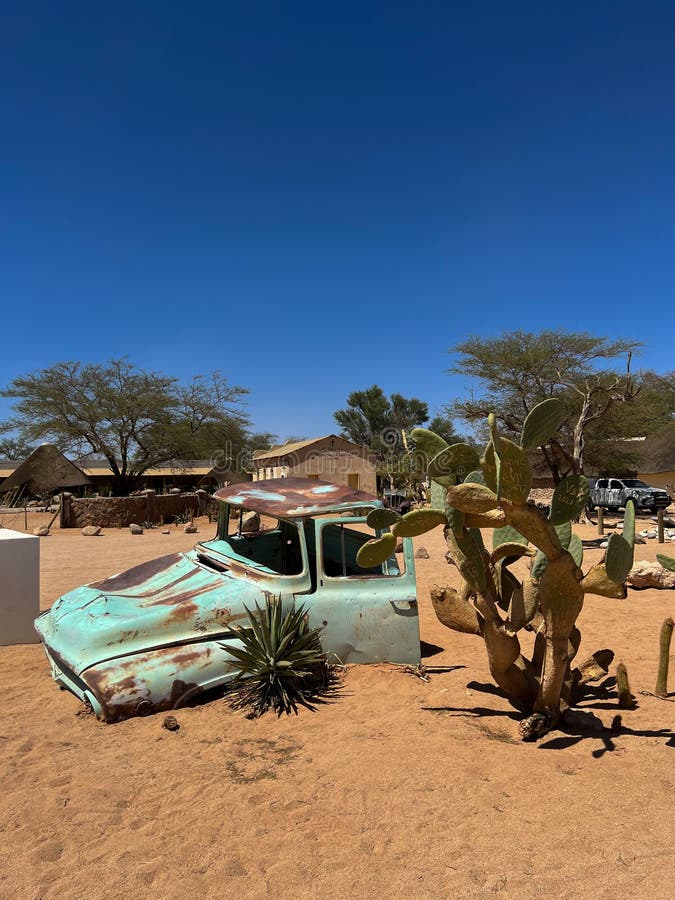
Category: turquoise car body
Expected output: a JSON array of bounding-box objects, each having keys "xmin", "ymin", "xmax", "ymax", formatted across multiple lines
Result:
[{"xmin": 35, "ymin": 479, "xmax": 420, "ymax": 722}]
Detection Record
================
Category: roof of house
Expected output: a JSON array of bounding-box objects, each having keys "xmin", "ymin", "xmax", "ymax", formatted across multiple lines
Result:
[
  {"xmin": 0, "ymin": 445, "xmax": 92, "ymax": 493},
  {"xmin": 253, "ymin": 434, "xmax": 374, "ymax": 462},
  {"xmin": 214, "ymin": 477, "xmax": 379, "ymax": 517}
]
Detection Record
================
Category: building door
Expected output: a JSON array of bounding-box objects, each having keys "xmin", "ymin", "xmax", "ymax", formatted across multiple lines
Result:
[{"xmin": 347, "ymin": 473, "xmax": 360, "ymax": 490}]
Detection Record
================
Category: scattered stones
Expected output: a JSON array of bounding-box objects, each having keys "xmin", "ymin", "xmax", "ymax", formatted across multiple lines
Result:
[
  {"xmin": 161, "ymin": 528, "xmax": 171, "ymax": 534},
  {"xmin": 129, "ymin": 523, "xmax": 144, "ymax": 535},
  {"xmin": 414, "ymin": 547, "xmax": 430, "ymax": 559},
  {"xmin": 162, "ymin": 715, "xmax": 180, "ymax": 732},
  {"xmin": 184, "ymin": 524, "xmax": 198, "ymax": 534},
  {"xmin": 599, "ymin": 540, "xmax": 608, "ymax": 549},
  {"xmin": 627, "ymin": 561, "xmax": 675, "ymax": 590},
  {"xmin": 33, "ymin": 525, "xmax": 49, "ymax": 536},
  {"xmin": 81, "ymin": 525, "xmax": 101, "ymax": 536},
  {"xmin": 169, "ymin": 488, "xmax": 181, "ymax": 495}
]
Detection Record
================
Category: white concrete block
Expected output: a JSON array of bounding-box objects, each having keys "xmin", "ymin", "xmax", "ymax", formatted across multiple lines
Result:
[{"xmin": 0, "ymin": 529, "xmax": 40, "ymax": 645}]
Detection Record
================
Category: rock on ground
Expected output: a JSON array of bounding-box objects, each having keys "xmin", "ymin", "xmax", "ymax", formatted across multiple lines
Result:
[
  {"xmin": 414, "ymin": 547, "xmax": 430, "ymax": 559},
  {"xmin": 129, "ymin": 523, "xmax": 143, "ymax": 535},
  {"xmin": 627, "ymin": 561, "xmax": 675, "ymax": 590},
  {"xmin": 33, "ymin": 525, "xmax": 49, "ymax": 536},
  {"xmin": 81, "ymin": 525, "xmax": 101, "ymax": 536}
]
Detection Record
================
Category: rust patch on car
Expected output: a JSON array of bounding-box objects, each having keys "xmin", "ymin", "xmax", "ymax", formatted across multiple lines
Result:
[{"xmin": 90, "ymin": 553, "xmax": 183, "ymax": 592}]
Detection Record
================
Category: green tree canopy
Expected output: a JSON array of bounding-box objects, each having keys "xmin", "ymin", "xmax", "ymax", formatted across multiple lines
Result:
[
  {"xmin": 0, "ymin": 360, "xmax": 249, "ymax": 494},
  {"xmin": 334, "ymin": 385, "xmax": 429, "ymax": 456},
  {"xmin": 448, "ymin": 330, "xmax": 662, "ymax": 480}
]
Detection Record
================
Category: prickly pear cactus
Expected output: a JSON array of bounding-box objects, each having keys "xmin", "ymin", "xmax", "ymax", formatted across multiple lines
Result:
[{"xmin": 399, "ymin": 400, "xmax": 638, "ymax": 741}]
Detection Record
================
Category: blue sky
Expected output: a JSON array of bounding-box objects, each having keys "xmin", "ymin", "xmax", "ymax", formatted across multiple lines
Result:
[{"xmin": 1, "ymin": 1, "xmax": 674, "ymax": 439}]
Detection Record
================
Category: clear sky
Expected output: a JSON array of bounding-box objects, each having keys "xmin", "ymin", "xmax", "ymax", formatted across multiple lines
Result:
[{"xmin": 1, "ymin": 1, "xmax": 674, "ymax": 439}]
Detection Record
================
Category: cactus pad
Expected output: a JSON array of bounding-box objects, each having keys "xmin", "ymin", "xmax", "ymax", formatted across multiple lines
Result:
[
  {"xmin": 366, "ymin": 507, "xmax": 401, "ymax": 530},
  {"xmin": 493, "ymin": 524, "xmax": 528, "ymax": 549},
  {"xmin": 495, "ymin": 437, "xmax": 532, "ymax": 503},
  {"xmin": 549, "ymin": 475, "xmax": 589, "ymax": 525},
  {"xmin": 428, "ymin": 443, "xmax": 480, "ymax": 485},
  {"xmin": 480, "ymin": 441, "xmax": 499, "ymax": 493},
  {"xmin": 392, "ymin": 508, "xmax": 446, "ymax": 537},
  {"xmin": 656, "ymin": 554, "xmax": 675, "ymax": 572},
  {"xmin": 410, "ymin": 428, "xmax": 449, "ymax": 461},
  {"xmin": 355, "ymin": 533, "xmax": 397, "ymax": 569},
  {"xmin": 520, "ymin": 398, "xmax": 563, "ymax": 450},
  {"xmin": 445, "ymin": 482, "xmax": 499, "ymax": 514},
  {"xmin": 605, "ymin": 533, "xmax": 634, "ymax": 583}
]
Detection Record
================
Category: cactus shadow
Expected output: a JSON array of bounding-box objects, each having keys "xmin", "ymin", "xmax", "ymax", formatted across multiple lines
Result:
[{"xmin": 538, "ymin": 713, "xmax": 675, "ymax": 755}]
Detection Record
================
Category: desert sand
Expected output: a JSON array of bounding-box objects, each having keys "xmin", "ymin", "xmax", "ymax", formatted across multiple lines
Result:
[{"xmin": 0, "ymin": 512, "xmax": 673, "ymax": 899}]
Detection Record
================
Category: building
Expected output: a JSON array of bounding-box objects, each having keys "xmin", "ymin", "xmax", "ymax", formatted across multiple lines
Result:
[
  {"xmin": 636, "ymin": 424, "xmax": 675, "ymax": 492},
  {"xmin": 252, "ymin": 435, "xmax": 378, "ymax": 495}
]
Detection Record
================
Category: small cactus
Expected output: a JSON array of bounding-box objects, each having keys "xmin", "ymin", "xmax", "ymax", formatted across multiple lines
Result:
[
  {"xmin": 616, "ymin": 662, "xmax": 635, "ymax": 709},
  {"xmin": 655, "ymin": 617, "xmax": 674, "ymax": 699}
]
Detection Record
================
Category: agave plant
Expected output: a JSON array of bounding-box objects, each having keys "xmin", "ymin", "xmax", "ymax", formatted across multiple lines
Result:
[{"xmin": 221, "ymin": 596, "xmax": 332, "ymax": 717}]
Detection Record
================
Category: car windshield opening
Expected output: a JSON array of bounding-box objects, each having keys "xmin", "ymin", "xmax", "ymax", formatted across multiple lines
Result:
[{"xmin": 218, "ymin": 506, "xmax": 304, "ymax": 575}]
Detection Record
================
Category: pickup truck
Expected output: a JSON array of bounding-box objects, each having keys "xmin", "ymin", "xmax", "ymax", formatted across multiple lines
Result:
[{"xmin": 587, "ymin": 477, "xmax": 670, "ymax": 513}]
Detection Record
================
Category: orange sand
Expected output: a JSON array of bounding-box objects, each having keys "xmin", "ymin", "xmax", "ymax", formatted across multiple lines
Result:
[{"xmin": 0, "ymin": 513, "xmax": 673, "ymax": 899}]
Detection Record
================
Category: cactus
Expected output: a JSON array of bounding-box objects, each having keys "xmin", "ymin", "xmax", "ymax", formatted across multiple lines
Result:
[
  {"xmin": 616, "ymin": 662, "xmax": 635, "ymax": 709},
  {"xmin": 355, "ymin": 533, "xmax": 396, "ymax": 568},
  {"xmin": 402, "ymin": 411, "xmax": 637, "ymax": 740},
  {"xmin": 655, "ymin": 617, "xmax": 673, "ymax": 698}
]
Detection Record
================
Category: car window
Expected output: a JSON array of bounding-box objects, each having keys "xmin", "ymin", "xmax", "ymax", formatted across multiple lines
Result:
[
  {"xmin": 596, "ymin": 479, "xmax": 607, "ymax": 489},
  {"xmin": 320, "ymin": 521, "xmax": 403, "ymax": 578},
  {"xmin": 609, "ymin": 480, "xmax": 623, "ymax": 490},
  {"xmin": 219, "ymin": 507, "xmax": 304, "ymax": 575}
]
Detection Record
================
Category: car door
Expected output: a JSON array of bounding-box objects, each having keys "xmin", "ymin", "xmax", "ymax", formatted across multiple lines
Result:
[
  {"xmin": 305, "ymin": 517, "xmax": 420, "ymax": 666},
  {"xmin": 608, "ymin": 479, "xmax": 623, "ymax": 508},
  {"xmin": 595, "ymin": 478, "xmax": 608, "ymax": 507}
]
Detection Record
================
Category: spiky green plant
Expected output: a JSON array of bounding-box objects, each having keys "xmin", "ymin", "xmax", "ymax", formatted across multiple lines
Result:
[
  {"xmin": 365, "ymin": 401, "xmax": 638, "ymax": 740},
  {"xmin": 221, "ymin": 596, "xmax": 332, "ymax": 717}
]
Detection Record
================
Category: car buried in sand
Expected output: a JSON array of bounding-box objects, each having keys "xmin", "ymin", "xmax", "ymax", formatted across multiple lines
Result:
[{"xmin": 35, "ymin": 479, "xmax": 421, "ymax": 722}]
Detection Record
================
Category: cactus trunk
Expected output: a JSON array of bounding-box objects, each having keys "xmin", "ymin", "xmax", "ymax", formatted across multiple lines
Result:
[{"xmin": 655, "ymin": 617, "xmax": 674, "ymax": 698}]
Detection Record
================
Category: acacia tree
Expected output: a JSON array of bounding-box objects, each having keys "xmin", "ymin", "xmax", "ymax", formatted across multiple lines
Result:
[
  {"xmin": 0, "ymin": 360, "xmax": 249, "ymax": 494},
  {"xmin": 449, "ymin": 331, "xmax": 647, "ymax": 482}
]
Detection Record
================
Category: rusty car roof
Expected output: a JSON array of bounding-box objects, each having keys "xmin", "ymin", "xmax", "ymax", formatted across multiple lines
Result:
[{"xmin": 213, "ymin": 478, "xmax": 380, "ymax": 517}]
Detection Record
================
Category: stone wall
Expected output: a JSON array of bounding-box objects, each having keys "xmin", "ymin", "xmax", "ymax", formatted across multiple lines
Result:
[{"xmin": 59, "ymin": 491, "xmax": 214, "ymax": 528}]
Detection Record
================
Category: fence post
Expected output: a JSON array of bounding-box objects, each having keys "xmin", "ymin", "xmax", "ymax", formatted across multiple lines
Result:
[
  {"xmin": 60, "ymin": 492, "xmax": 72, "ymax": 529},
  {"xmin": 145, "ymin": 490, "xmax": 156, "ymax": 525},
  {"xmin": 596, "ymin": 506, "xmax": 604, "ymax": 535},
  {"xmin": 657, "ymin": 509, "xmax": 664, "ymax": 544}
]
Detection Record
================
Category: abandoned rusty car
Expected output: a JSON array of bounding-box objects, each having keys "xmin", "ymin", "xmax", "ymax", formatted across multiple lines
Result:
[{"xmin": 35, "ymin": 479, "xmax": 421, "ymax": 722}]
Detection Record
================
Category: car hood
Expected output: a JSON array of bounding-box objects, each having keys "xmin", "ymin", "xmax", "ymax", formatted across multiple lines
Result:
[{"xmin": 35, "ymin": 550, "xmax": 264, "ymax": 675}]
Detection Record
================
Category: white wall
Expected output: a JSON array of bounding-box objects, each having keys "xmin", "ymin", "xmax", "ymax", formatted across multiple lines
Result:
[{"xmin": 0, "ymin": 530, "xmax": 40, "ymax": 645}]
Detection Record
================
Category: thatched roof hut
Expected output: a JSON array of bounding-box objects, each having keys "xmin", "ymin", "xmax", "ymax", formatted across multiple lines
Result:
[
  {"xmin": 199, "ymin": 467, "xmax": 251, "ymax": 488},
  {"xmin": 0, "ymin": 444, "xmax": 91, "ymax": 495}
]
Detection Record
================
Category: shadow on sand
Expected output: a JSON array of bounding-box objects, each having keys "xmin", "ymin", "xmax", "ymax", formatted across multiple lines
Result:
[{"xmin": 423, "ymin": 676, "xmax": 675, "ymax": 753}]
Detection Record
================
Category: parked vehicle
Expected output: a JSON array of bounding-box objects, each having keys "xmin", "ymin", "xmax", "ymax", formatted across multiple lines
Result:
[
  {"xmin": 35, "ymin": 479, "xmax": 420, "ymax": 722},
  {"xmin": 587, "ymin": 477, "xmax": 670, "ymax": 513},
  {"xmin": 382, "ymin": 489, "xmax": 412, "ymax": 516}
]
